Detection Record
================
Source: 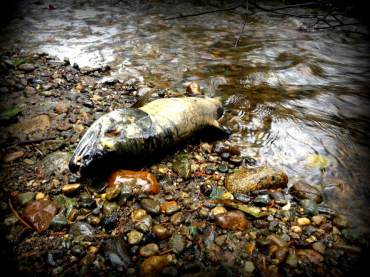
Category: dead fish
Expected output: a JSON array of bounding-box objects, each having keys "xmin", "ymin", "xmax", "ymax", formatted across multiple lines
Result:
[{"xmin": 69, "ymin": 97, "xmax": 227, "ymax": 177}]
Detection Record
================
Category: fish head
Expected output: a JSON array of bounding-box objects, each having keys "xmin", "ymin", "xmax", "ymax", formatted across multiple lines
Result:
[{"xmin": 69, "ymin": 108, "xmax": 153, "ymax": 178}]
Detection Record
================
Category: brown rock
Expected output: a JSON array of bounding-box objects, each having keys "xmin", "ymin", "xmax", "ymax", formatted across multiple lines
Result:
[
  {"xmin": 186, "ymin": 81, "xmax": 201, "ymax": 95},
  {"xmin": 152, "ymin": 224, "xmax": 171, "ymax": 240},
  {"xmin": 215, "ymin": 210, "xmax": 250, "ymax": 230},
  {"xmin": 55, "ymin": 102, "xmax": 69, "ymax": 114},
  {"xmin": 62, "ymin": 183, "xmax": 81, "ymax": 195},
  {"xmin": 107, "ymin": 170, "xmax": 160, "ymax": 195},
  {"xmin": 160, "ymin": 201, "xmax": 180, "ymax": 215},
  {"xmin": 9, "ymin": 115, "xmax": 51, "ymax": 138},
  {"xmin": 296, "ymin": 249, "xmax": 324, "ymax": 264},
  {"xmin": 3, "ymin": 151, "xmax": 24, "ymax": 163},
  {"xmin": 290, "ymin": 182, "xmax": 322, "ymax": 203},
  {"xmin": 140, "ymin": 255, "xmax": 173, "ymax": 277},
  {"xmin": 225, "ymin": 167, "xmax": 288, "ymax": 193}
]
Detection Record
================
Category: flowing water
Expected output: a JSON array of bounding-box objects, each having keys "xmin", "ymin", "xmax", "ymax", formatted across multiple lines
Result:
[{"xmin": 1, "ymin": 0, "xmax": 370, "ymax": 230}]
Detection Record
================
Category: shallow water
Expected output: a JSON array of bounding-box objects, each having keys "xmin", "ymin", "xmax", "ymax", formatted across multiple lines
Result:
[{"xmin": 1, "ymin": 0, "xmax": 370, "ymax": 230}]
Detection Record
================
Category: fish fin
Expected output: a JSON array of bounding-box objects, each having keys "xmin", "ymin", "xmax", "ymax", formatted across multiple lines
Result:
[
  {"xmin": 211, "ymin": 120, "xmax": 231, "ymax": 136},
  {"xmin": 132, "ymin": 88, "xmax": 154, "ymax": 108}
]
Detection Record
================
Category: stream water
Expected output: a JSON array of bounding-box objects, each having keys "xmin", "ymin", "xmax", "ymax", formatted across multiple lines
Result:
[{"xmin": 1, "ymin": 0, "xmax": 370, "ymax": 231}]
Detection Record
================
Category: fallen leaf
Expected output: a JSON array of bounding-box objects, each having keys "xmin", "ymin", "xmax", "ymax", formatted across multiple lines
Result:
[{"xmin": 23, "ymin": 200, "xmax": 58, "ymax": 233}]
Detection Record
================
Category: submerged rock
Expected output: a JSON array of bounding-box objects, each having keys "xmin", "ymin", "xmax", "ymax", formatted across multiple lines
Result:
[
  {"xmin": 290, "ymin": 182, "xmax": 322, "ymax": 203},
  {"xmin": 225, "ymin": 167, "xmax": 288, "ymax": 193},
  {"xmin": 42, "ymin": 151, "xmax": 71, "ymax": 177},
  {"xmin": 9, "ymin": 114, "xmax": 51, "ymax": 139},
  {"xmin": 103, "ymin": 237, "xmax": 131, "ymax": 271},
  {"xmin": 69, "ymin": 222, "xmax": 95, "ymax": 238}
]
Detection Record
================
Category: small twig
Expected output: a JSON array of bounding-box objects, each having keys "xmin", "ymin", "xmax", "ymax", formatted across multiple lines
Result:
[
  {"xmin": 234, "ymin": 13, "xmax": 248, "ymax": 47},
  {"xmin": 8, "ymin": 197, "xmax": 33, "ymax": 229}
]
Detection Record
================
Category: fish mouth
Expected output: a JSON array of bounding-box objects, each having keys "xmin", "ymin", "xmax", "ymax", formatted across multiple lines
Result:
[{"xmin": 69, "ymin": 124, "xmax": 102, "ymax": 176}]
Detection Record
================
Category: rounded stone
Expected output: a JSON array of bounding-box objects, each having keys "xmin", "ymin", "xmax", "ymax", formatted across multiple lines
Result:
[
  {"xmin": 210, "ymin": 206, "xmax": 227, "ymax": 217},
  {"xmin": 170, "ymin": 212, "xmax": 184, "ymax": 226},
  {"xmin": 139, "ymin": 243, "xmax": 159, "ymax": 257},
  {"xmin": 140, "ymin": 198, "xmax": 160, "ymax": 215},
  {"xmin": 127, "ymin": 230, "xmax": 144, "ymax": 245},
  {"xmin": 152, "ymin": 224, "xmax": 171, "ymax": 240}
]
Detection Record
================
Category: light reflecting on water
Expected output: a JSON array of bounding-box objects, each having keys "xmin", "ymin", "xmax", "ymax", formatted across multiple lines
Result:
[{"xmin": 1, "ymin": 0, "xmax": 370, "ymax": 230}]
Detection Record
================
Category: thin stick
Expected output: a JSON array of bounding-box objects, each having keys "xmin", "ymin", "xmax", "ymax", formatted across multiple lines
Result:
[
  {"xmin": 234, "ymin": 14, "xmax": 248, "ymax": 48},
  {"xmin": 8, "ymin": 198, "xmax": 33, "ymax": 229}
]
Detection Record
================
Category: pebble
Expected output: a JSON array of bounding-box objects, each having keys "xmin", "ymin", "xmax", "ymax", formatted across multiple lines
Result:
[
  {"xmin": 140, "ymin": 198, "xmax": 160, "ymax": 214},
  {"xmin": 333, "ymin": 214, "xmax": 349, "ymax": 228},
  {"xmin": 225, "ymin": 167, "xmax": 288, "ymax": 193},
  {"xmin": 62, "ymin": 183, "xmax": 81, "ymax": 195},
  {"xmin": 169, "ymin": 234, "xmax": 185, "ymax": 254},
  {"xmin": 152, "ymin": 224, "xmax": 171, "ymax": 240},
  {"xmin": 170, "ymin": 211, "xmax": 184, "ymax": 225},
  {"xmin": 215, "ymin": 210, "xmax": 250, "ymax": 230},
  {"xmin": 106, "ymin": 182, "xmax": 122, "ymax": 200},
  {"xmin": 291, "ymin": 225, "xmax": 302, "ymax": 233},
  {"xmin": 199, "ymin": 207, "xmax": 209, "ymax": 218},
  {"xmin": 243, "ymin": 261, "xmax": 255, "ymax": 273},
  {"xmin": 131, "ymin": 209, "xmax": 147, "ymax": 222},
  {"xmin": 285, "ymin": 253, "xmax": 298, "ymax": 267},
  {"xmin": 35, "ymin": 192, "xmax": 46, "ymax": 200},
  {"xmin": 103, "ymin": 201, "xmax": 119, "ymax": 215},
  {"xmin": 297, "ymin": 217, "xmax": 311, "ymax": 226},
  {"xmin": 210, "ymin": 206, "xmax": 227, "ymax": 217},
  {"xmin": 127, "ymin": 230, "xmax": 144, "ymax": 245},
  {"xmin": 69, "ymin": 222, "xmax": 95, "ymax": 238},
  {"xmin": 253, "ymin": 194, "xmax": 271, "ymax": 206},
  {"xmin": 55, "ymin": 102, "xmax": 69, "ymax": 114},
  {"xmin": 18, "ymin": 63, "xmax": 35, "ymax": 72},
  {"xmin": 140, "ymin": 255, "xmax": 173, "ymax": 277},
  {"xmin": 24, "ymin": 86, "xmax": 36, "ymax": 95},
  {"xmin": 101, "ymin": 216, "xmax": 117, "ymax": 231},
  {"xmin": 50, "ymin": 213, "xmax": 68, "ymax": 230},
  {"xmin": 311, "ymin": 215, "xmax": 326, "ymax": 226},
  {"xmin": 300, "ymin": 199, "xmax": 318, "ymax": 216},
  {"xmin": 139, "ymin": 243, "xmax": 159, "ymax": 257},
  {"xmin": 160, "ymin": 201, "xmax": 180, "ymax": 215}
]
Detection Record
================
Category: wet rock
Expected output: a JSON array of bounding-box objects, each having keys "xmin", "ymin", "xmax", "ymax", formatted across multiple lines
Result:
[
  {"xmin": 50, "ymin": 213, "xmax": 68, "ymax": 230},
  {"xmin": 106, "ymin": 182, "xmax": 121, "ymax": 200},
  {"xmin": 290, "ymin": 182, "xmax": 322, "ymax": 203},
  {"xmin": 140, "ymin": 243, "xmax": 159, "ymax": 257},
  {"xmin": 217, "ymin": 163, "xmax": 229, "ymax": 173},
  {"xmin": 134, "ymin": 215, "xmax": 152, "ymax": 233},
  {"xmin": 270, "ymin": 191, "xmax": 287, "ymax": 205},
  {"xmin": 16, "ymin": 191, "xmax": 35, "ymax": 205},
  {"xmin": 243, "ymin": 261, "xmax": 255, "ymax": 274},
  {"xmin": 55, "ymin": 102, "xmax": 69, "ymax": 114},
  {"xmin": 253, "ymin": 194, "xmax": 271, "ymax": 206},
  {"xmin": 169, "ymin": 234, "xmax": 185, "ymax": 254},
  {"xmin": 23, "ymin": 200, "xmax": 58, "ymax": 233},
  {"xmin": 62, "ymin": 183, "xmax": 81, "ymax": 195},
  {"xmin": 214, "ymin": 210, "xmax": 250, "ymax": 230},
  {"xmin": 186, "ymin": 81, "xmax": 201, "ymax": 95},
  {"xmin": 101, "ymin": 216, "xmax": 117, "ymax": 231},
  {"xmin": 131, "ymin": 209, "xmax": 148, "ymax": 222},
  {"xmin": 311, "ymin": 215, "xmax": 326, "ymax": 226},
  {"xmin": 69, "ymin": 222, "xmax": 95, "ymax": 238},
  {"xmin": 173, "ymin": 154, "xmax": 192, "ymax": 179},
  {"xmin": 229, "ymin": 155, "xmax": 243, "ymax": 165},
  {"xmin": 127, "ymin": 230, "xmax": 144, "ymax": 245},
  {"xmin": 267, "ymin": 234, "xmax": 288, "ymax": 248},
  {"xmin": 152, "ymin": 224, "xmax": 171, "ymax": 240},
  {"xmin": 300, "ymin": 199, "xmax": 318, "ymax": 216},
  {"xmin": 9, "ymin": 114, "xmax": 51, "ymax": 139},
  {"xmin": 108, "ymin": 170, "xmax": 160, "ymax": 195},
  {"xmin": 333, "ymin": 214, "xmax": 349, "ymax": 228},
  {"xmin": 210, "ymin": 206, "xmax": 227, "ymax": 217},
  {"xmin": 87, "ymin": 215, "xmax": 101, "ymax": 226},
  {"xmin": 140, "ymin": 198, "xmax": 160, "ymax": 215},
  {"xmin": 24, "ymin": 86, "xmax": 36, "ymax": 95},
  {"xmin": 42, "ymin": 151, "xmax": 71, "ymax": 177},
  {"xmin": 3, "ymin": 151, "xmax": 24, "ymax": 163},
  {"xmin": 140, "ymin": 255, "xmax": 173, "ymax": 277},
  {"xmin": 233, "ymin": 193, "xmax": 251, "ymax": 203},
  {"xmin": 297, "ymin": 217, "xmax": 311, "ymax": 226},
  {"xmin": 296, "ymin": 249, "xmax": 324, "ymax": 264},
  {"xmin": 286, "ymin": 253, "xmax": 298, "ymax": 267},
  {"xmin": 103, "ymin": 237, "xmax": 131, "ymax": 271},
  {"xmin": 170, "ymin": 211, "xmax": 184, "ymax": 225},
  {"xmin": 225, "ymin": 167, "xmax": 288, "ymax": 193},
  {"xmin": 4, "ymin": 214, "xmax": 18, "ymax": 226},
  {"xmin": 103, "ymin": 201, "xmax": 119, "ymax": 215},
  {"xmin": 312, "ymin": 242, "xmax": 326, "ymax": 254},
  {"xmin": 18, "ymin": 63, "xmax": 35, "ymax": 72},
  {"xmin": 160, "ymin": 201, "xmax": 180, "ymax": 215}
]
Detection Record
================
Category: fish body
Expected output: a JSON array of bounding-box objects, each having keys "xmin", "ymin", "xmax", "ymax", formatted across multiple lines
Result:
[{"xmin": 69, "ymin": 97, "xmax": 224, "ymax": 177}]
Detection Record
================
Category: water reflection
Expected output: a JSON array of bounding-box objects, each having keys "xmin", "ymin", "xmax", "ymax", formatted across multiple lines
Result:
[{"xmin": 1, "ymin": 0, "xmax": 369, "ymax": 229}]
